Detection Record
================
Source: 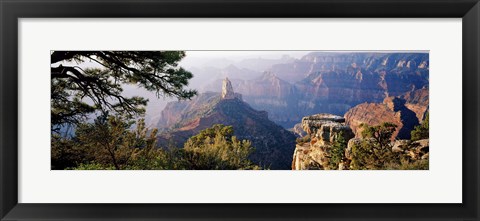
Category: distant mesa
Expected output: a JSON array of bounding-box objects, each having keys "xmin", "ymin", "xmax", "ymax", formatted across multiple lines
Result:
[{"xmin": 200, "ymin": 52, "xmax": 429, "ymax": 129}]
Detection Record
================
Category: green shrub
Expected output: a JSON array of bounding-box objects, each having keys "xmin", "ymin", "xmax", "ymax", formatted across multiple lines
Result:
[
  {"xmin": 53, "ymin": 118, "xmax": 260, "ymax": 170},
  {"xmin": 326, "ymin": 131, "xmax": 347, "ymax": 170},
  {"xmin": 411, "ymin": 112, "xmax": 429, "ymax": 141},
  {"xmin": 72, "ymin": 163, "xmax": 116, "ymax": 170},
  {"xmin": 52, "ymin": 114, "xmax": 161, "ymax": 170},
  {"xmin": 349, "ymin": 121, "xmax": 429, "ymax": 170},
  {"xmin": 182, "ymin": 124, "xmax": 260, "ymax": 170},
  {"xmin": 350, "ymin": 122, "xmax": 400, "ymax": 170}
]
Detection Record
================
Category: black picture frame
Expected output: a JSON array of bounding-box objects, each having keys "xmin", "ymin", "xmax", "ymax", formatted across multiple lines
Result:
[{"xmin": 1, "ymin": 0, "xmax": 479, "ymax": 220}]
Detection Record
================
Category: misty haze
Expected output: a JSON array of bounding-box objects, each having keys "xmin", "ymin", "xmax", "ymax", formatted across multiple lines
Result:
[{"xmin": 51, "ymin": 51, "xmax": 429, "ymax": 170}]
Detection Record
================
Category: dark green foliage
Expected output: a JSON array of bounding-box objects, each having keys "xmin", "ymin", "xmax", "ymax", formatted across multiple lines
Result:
[
  {"xmin": 350, "ymin": 122, "xmax": 400, "ymax": 170},
  {"xmin": 360, "ymin": 122, "xmax": 397, "ymax": 148},
  {"xmin": 182, "ymin": 124, "xmax": 260, "ymax": 170},
  {"xmin": 52, "ymin": 119, "xmax": 260, "ymax": 170},
  {"xmin": 350, "ymin": 138, "xmax": 400, "ymax": 170},
  {"xmin": 52, "ymin": 114, "xmax": 160, "ymax": 170},
  {"xmin": 349, "ymin": 122, "xmax": 428, "ymax": 170},
  {"xmin": 74, "ymin": 163, "xmax": 116, "ymax": 170},
  {"xmin": 185, "ymin": 124, "xmax": 234, "ymax": 146},
  {"xmin": 327, "ymin": 131, "xmax": 347, "ymax": 170},
  {"xmin": 59, "ymin": 114, "xmax": 159, "ymax": 170},
  {"xmin": 349, "ymin": 138, "xmax": 428, "ymax": 170},
  {"xmin": 51, "ymin": 51, "xmax": 196, "ymax": 132},
  {"xmin": 51, "ymin": 134, "xmax": 93, "ymax": 170},
  {"xmin": 411, "ymin": 112, "xmax": 429, "ymax": 141},
  {"xmin": 384, "ymin": 157, "xmax": 429, "ymax": 170}
]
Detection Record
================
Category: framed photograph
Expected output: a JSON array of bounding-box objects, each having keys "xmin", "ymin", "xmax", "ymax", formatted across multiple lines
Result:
[{"xmin": 1, "ymin": 0, "xmax": 479, "ymax": 220}]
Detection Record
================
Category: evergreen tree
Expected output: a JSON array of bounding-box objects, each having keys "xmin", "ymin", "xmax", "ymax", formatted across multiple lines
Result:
[
  {"xmin": 360, "ymin": 122, "xmax": 397, "ymax": 150},
  {"xmin": 72, "ymin": 114, "xmax": 158, "ymax": 170},
  {"xmin": 51, "ymin": 51, "xmax": 196, "ymax": 131},
  {"xmin": 411, "ymin": 112, "xmax": 429, "ymax": 141},
  {"xmin": 350, "ymin": 122, "xmax": 399, "ymax": 170},
  {"xmin": 327, "ymin": 131, "xmax": 347, "ymax": 170},
  {"xmin": 183, "ymin": 124, "xmax": 259, "ymax": 170}
]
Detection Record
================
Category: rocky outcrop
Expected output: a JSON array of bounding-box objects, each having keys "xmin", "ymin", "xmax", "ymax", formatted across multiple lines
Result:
[
  {"xmin": 157, "ymin": 82, "xmax": 296, "ymax": 170},
  {"xmin": 292, "ymin": 114, "xmax": 354, "ymax": 170},
  {"xmin": 203, "ymin": 72, "xmax": 301, "ymax": 128},
  {"xmin": 301, "ymin": 114, "xmax": 346, "ymax": 135},
  {"xmin": 291, "ymin": 123, "xmax": 307, "ymax": 137},
  {"xmin": 401, "ymin": 87, "xmax": 429, "ymax": 122},
  {"xmin": 344, "ymin": 96, "xmax": 419, "ymax": 140},
  {"xmin": 392, "ymin": 139, "xmax": 429, "ymax": 160},
  {"xmin": 221, "ymin": 77, "xmax": 235, "ymax": 99},
  {"xmin": 156, "ymin": 92, "xmax": 221, "ymax": 130},
  {"xmin": 221, "ymin": 77, "xmax": 242, "ymax": 100}
]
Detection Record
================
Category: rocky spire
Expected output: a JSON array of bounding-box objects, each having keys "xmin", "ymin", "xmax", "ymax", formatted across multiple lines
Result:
[{"xmin": 221, "ymin": 77, "xmax": 235, "ymax": 99}]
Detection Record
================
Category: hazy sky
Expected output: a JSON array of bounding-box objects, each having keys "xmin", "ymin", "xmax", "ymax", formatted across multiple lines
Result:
[
  {"xmin": 182, "ymin": 50, "xmax": 427, "ymax": 60},
  {"xmin": 184, "ymin": 50, "xmax": 307, "ymax": 59},
  {"xmin": 179, "ymin": 51, "xmax": 309, "ymax": 68}
]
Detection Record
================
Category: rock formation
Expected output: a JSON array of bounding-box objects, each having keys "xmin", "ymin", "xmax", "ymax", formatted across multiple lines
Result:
[
  {"xmin": 344, "ymin": 96, "xmax": 419, "ymax": 140},
  {"xmin": 401, "ymin": 87, "xmax": 429, "ymax": 122},
  {"xmin": 392, "ymin": 139, "xmax": 429, "ymax": 160},
  {"xmin": 200, "ymin": 52, "xmax": 429, "ymax": 129},
  {"xmin": 292, "ymin": 114, "xmax": 354, "ymax": 170},
  {"xmin": 221, "ymin": 77, "xmax": 242, "ymax": 100},
  {"xmin": 221, "ymin": 77, "xmax": 235, "ymax": 99},
  {"xmin": 291, "ymin": 123, "xmax": 307, "ymax": 137},
  {"xmin": 156, "ymin": 92, "xmax": 220, "ymax": 130},
  {"xmin": 203, "ymin": 72, "xmax": 299, "ymax": 128},
  {"xmin": 157, "ymin": 81, "xmax": 296, "ymax": 169}
]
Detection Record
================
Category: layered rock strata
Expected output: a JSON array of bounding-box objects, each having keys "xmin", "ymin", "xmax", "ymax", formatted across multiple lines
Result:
[
  {"xmin": 344, "ymin": 96, "xmax": 419, "ymax": 140},
  {"xmin": 157, "ymin": 78, "xmax": 296, "ymax": 169},
  {"xmin": 292, "ymin": 114, "xmax": 354, "ymax": 170},
  {"xmin": 200, "ymin": 53, "xmax": 429, "ymax": 129}
]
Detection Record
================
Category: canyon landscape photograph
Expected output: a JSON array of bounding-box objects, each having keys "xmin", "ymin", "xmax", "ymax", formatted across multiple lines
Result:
[{"xmin": 51, "ymin": 51, "xmax": 429, "ymax": 170}]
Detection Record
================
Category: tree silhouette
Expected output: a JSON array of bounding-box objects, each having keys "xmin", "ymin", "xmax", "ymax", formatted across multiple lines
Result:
[{"xmin": 51, "ymin": 51, "xmax": 196, "ymax": 131}]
